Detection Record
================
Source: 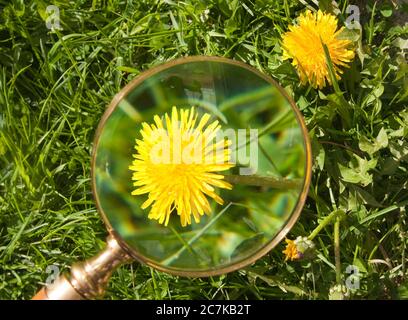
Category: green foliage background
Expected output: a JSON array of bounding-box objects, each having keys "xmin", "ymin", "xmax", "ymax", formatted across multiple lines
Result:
[{"xmin": 0, "ymin": 0, "xmax": 407, "ymax": 299}]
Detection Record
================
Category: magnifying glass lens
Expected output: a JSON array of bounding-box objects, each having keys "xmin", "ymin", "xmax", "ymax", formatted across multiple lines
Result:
[{"xmin": 93, "ymin": 58, "xmax": 309, "ymax": 275}]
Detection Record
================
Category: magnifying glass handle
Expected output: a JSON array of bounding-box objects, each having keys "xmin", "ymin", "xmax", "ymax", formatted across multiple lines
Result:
[{"xmin": 32, "ymin": 235, "xmax": 133, "ymax": 300}]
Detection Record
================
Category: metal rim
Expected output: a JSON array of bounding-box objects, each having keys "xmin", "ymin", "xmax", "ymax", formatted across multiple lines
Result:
[{"xmin": 91, "ymin": 55, "xmax": 312, "ymax": 277}]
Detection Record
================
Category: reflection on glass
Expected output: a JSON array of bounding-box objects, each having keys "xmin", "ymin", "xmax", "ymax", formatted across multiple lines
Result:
[{"xmin": 94, "ymin": 59, "xmax": 307, "ymax": 273}]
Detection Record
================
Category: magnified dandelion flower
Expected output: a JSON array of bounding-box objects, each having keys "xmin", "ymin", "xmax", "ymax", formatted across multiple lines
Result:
[
  {"xmin": 129, "ymin": 106, "xmax": 234, "ymax": 227},
  {"xmin": 282, "ymin": 10, "xmax": 355, "ymax": 89}
]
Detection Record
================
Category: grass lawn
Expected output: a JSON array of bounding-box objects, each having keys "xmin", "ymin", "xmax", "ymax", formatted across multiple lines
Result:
[{"xmin": 0, "ymin": 0, "xmax": 407, "ymax": 300}]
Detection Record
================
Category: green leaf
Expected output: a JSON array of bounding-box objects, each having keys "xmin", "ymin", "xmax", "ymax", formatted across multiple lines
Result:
[
  {"xmin": 352, "ymin": 257, "xmax": 368, "ymax": 274},
  {"xmin": 316, "ymin": 146, "xmax": 325, "ymax": 171},
  {"xmin": 359, "ymin": 128, "xmax": 388, "ymax": 155},
  {"xmin": 351, "ymin": 186, "xmax": 383, "ymax": 208},
  {"xmin": 322, "ymin": 42, "xmax": 352, "ymax": 128},
  {"xmin": 389, "ymin": 139, "xmax": 408, "ymax": 160},
  {"xmin": 318, "ymin": 0, "xmax": 335, "ymax": 13},
  {"xmin": 380, "ymin": 4, "xmax": 393, "ymax": 18},
  {"xmin": 380, "ymin": 157, "xmax": 399, "ymax": 175},
  {"xmin": 339, "ymin": 155, "xmax": 377, "ymax": 186}
]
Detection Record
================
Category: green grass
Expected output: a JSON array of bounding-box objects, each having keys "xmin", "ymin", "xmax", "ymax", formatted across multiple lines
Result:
[{"xmin": 0, "ymin": 0, "xmax": 407, "ymax": 299}]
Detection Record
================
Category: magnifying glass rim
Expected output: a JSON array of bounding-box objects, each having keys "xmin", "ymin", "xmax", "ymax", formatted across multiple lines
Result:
[{"xmin": 91, "ymin": 55, "xmax": 312, "ymax": 277}]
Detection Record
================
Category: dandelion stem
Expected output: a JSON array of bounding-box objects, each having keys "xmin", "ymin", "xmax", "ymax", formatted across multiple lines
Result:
[
  {"xmin": 322, "ymin": 41, "xmax": 351, "ymax": 129},
  {"xmin": 334, "ymin": 217, "xmax": 341, "ymax": 284},
  {"xmin": 224, "ymin": 174, "xmax": 302, "ymax": 189},
  {"xmin": 308, "ymin": 210, "xmax": 345, "ymax": 241}
]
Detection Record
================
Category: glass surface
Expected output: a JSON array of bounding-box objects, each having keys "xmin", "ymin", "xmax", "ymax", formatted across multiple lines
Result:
[{"xmin": 94, "ymin": 59, "xmax": 307, "ymax": 273}]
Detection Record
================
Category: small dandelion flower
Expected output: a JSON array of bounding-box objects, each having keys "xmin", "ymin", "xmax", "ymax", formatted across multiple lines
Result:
[
  {"xmin": 283, "ymin": 239, "xmax": 299, "ymax": 261},
  {"xmin": 282, "ymin": 10, "xmax": 355, "ymax": 89},
  {"xmin": 283, "ymin": 236, "xmax": 315, "ymax": 261},
  {"xmin": 129, "ymin": 106, "xmax": 234, "ymax": 227}
]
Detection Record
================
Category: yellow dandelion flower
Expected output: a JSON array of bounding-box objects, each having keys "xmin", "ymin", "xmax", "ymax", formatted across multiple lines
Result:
[
  {"xmin": 283, "ymin": 239, "xmax": 299, "ymax": 261},
  {"xmin": 282, "ymin": 10, "xmax": 355, "ymax": 89},
  {"xmin": 129, "ymin": 106, "xmax": 234, "ymax": 227},
  {"xmin": 283, "ymin": 236, "xmax": 315, "ymax": 262}
]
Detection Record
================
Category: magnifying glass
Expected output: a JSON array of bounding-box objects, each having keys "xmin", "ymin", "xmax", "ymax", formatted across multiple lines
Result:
[{"xmin": 32, "ymin": 56, "xmax": 312, "ymax": 300}]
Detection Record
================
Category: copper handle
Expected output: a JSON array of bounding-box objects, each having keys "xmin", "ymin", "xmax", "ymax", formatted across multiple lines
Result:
[
  {"xmin": 32, "ymin": 275, "xmax": 84, "ymax": 300},
  {"xmin": 32, "ymin": 235, "xmax": 133, "ymax": 300}
]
